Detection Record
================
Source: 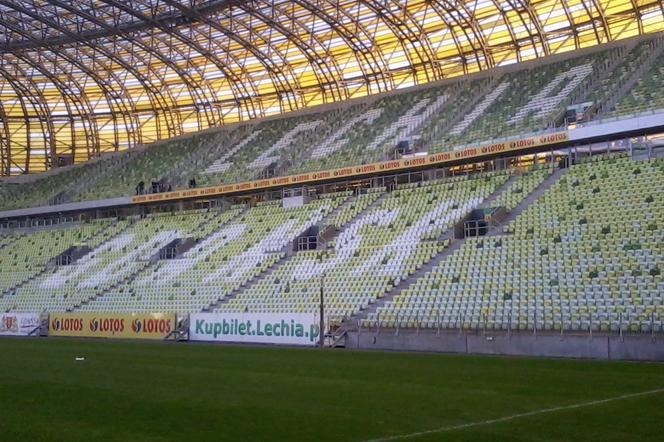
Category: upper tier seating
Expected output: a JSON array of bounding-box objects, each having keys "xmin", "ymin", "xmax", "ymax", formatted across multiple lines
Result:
[
  {"xmin": 369, "ymin": 154, "xmax": 664, "ymax": 332},
  {"xmin": 429, "ymin": 54, "xmax": 610, "ymax": 149},
  {"xmin": 1, "ymin": 37, "xmax": 662, "ymax": 213},
  {"xmin": 194, "ymin": 113, "xmax": 330, "ymax": 187},
  {"xmin": 610, "ymin": 48, "xmax": 664, "ymax": 117},
  {"xmin": 0, "ymin": 155, "xmax": 122, "ymax": 211},
  {"xmin": 192, "ymin": 84, "xmax": 473, "ymax": 186},
  {"xmin": 287, "ymin": 82, "xmax": 481, "ymax": 173},
  {"xmin": 589, "ymin": 40, "xmax": 654, "ymax": 115},
  {"xmin": 74, "ymin": 137, "xmax": 205, "ymax": 202}
]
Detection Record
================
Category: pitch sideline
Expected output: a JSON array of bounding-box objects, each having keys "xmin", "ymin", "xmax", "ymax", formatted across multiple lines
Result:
[{"xmin": 363, "ymin": 387, "xmax": 664, "ymax": 441}]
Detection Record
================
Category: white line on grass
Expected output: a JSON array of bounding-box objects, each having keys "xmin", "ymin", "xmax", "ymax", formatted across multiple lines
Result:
[{"xmin": 363, "ymin": 387, "xmax": 664, "ymax": 442}]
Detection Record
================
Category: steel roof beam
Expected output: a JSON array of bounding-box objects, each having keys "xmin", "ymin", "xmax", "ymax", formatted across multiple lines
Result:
[
  {"xmin": 0, "ymin": 0, "xmax": 237, "ymax": 50},
  {"xmin": 161, "ymin": 0, "xmax": 300, "ymax": 113},
  {"xmin": 0, "ymin": 0, "xmax": 181, "ymax": 140},
  {"xmin": 99, "ymin": 0, "xmax": 259, "ymax": 120},
  {"xmin": 46, "ymin": 0, "xmax": 222, "ymax": 129},
  {"xmin": 0, "ymin": 14, "xmax": 140, "ymax": 156}
]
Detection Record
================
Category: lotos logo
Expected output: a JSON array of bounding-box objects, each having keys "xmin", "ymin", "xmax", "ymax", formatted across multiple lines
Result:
[
  {"xmin": 88, "ymin": 317, "xmax": 124, "ymax": 335},
  {"xmin": 52, "ymin": 317, "xmax": 83, "ymax": 332},
  {"xmin": 1, "ymin": 315, "xmax": 17, "ymax": 332},
  {"xmin": 131, "ymin": 318, "xmax": 171, "ymax": 335}
]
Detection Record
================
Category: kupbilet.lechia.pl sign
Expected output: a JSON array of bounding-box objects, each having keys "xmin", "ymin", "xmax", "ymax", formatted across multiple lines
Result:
[
  {"xmin": 190, "ymin": 313, "xmax": 320, "ymax": 346},
  {"xmin": 0, "ymin": 313, "xmax": 40, "ymax": 336}
]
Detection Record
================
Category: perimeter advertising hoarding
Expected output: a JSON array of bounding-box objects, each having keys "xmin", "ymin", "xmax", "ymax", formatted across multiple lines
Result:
[
  {"xmin": 48, "ymin": 313, "xmax": 175, "ymax": 340},
  {"xmin": 190, "ymin": 313, "xmax": 320, "ymax": 346},
  {"xmin": 0, "ymin": 313, "xmax": 40, "ymax": 336}
]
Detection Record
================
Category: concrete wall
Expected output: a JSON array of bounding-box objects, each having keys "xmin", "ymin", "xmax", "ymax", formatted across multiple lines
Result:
[
  {"xmin": 346, "ymin": 330, "xmax": 664, "ymax": 361},
  {"xmin": 570, "ymin": 110, "xmax": 664, "ymax": 141},
  {"xmin": 0, "ymin": 196, "xmax": 133, "ymax": 219}
]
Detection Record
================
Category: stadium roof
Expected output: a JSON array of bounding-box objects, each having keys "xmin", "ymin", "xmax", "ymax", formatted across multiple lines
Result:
[{"xmin": 0, "ymin": 0, "xmax": 662, "ymax": 175}]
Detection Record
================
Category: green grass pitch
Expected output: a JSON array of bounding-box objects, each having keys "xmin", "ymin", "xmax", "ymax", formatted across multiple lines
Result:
[{"xmin": 1, "ymin": 338, "xmax": 663, "ymax": 441}]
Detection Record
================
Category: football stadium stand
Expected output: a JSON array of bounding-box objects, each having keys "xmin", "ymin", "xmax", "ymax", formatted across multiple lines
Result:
[
  {"xmin": 73, "ymin": 138, "xmax": 208, "ymax": 202},
  {"xmin": 216, "ymin": 172, "xmax": 509, "ymax": 320},
  {"xmin": 368, "ymin": 155, "xmax": 664, "ymax": 333},
  {"xmin": 588, "ymin": 39, "xmax": 659, "ymax": 118},
  {"xmin": 0, "ymin": 209, "xmax": 237, "ymax": 313},
  {"xmin": 2, "ymin": 150, "xmax": 661, "ymax": 339},
  {"xmin": 0, "ymin": 220, "xmax": 119, "ymax": 298},
  {"xmin": 75, "ymin": 195, "xmax": 347, "ymax": 314},
  {"xmin": 0, "ymin": 157, "xmax": 116, "ymax": 210},
  {"xmin": 1, "ymin": 34, "xmax": 663, "ymax": 213},
  {"xmin": 610, "ymin": 47, "xmax": 664, "ymax": 117},
  {"xmin": 432, "ymin": 53, "xmax": 603, "ymax": 147},
  {"xmin": 0, "ymin": 17, "xmax": 663, "ymax": 362}
]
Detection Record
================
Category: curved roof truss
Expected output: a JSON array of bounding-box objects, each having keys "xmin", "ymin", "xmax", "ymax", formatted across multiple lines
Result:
[{"xmin": 0, "ymin": 0, "xmax": 661, "ymax": 174}]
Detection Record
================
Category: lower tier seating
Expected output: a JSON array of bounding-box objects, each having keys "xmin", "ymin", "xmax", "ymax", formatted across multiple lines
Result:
[
  {"xmin": 217, "ymin": 171, "xmax": 509, "ymax": 321},
  {"xmin": 0, "ymin": 209, "xmax": 240, "ymax": 313},
  {"xmin": 76, "ymin": 194, "xmax": 349, "ymax": 314},
  {"xmin": 0, "ymin": 220, "xmax": 117, "ymax": 298},
  {"xmin": 1, "ymin": 153, "xmax": 662, "ymax": 336},
  {"xmin": 369, "ymin": 154, "xmax": 663, "ymax": 332}
]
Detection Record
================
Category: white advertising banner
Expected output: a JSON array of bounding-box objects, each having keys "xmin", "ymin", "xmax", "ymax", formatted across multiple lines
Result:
[
  {"xmin": 0, "ymin": 313, "xmax": 40, "ymax": 336},
  {"xmin": 190, "ymin": 313, "xmax": 320, "ymax": 346}
]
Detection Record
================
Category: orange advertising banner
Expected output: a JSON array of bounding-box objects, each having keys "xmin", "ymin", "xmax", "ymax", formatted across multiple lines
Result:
[
  {"xmin": 132, "ymin": 131, "xmax": 569, "ymax": 204},
  {"xmin": 49, "ymin": 313, "xmax": 176, "ymax": 340}
]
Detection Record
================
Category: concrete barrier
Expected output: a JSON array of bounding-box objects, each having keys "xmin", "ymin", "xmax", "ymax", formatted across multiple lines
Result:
[
  {"xmin": 609, "ymin": 336, "xmax": 664, "ymax": 361},
  {"xmin": 347, "ymin": 330, "xmax": 664, "ymax": 361},
  {"xmin": 351, "ymin": 331, "xmax": 467, "ymax": 353},
  {"xmin": 466, "ymin": 334, "xmax": 609, "ymax": 359}
]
